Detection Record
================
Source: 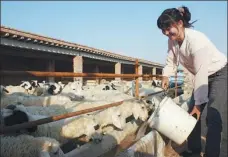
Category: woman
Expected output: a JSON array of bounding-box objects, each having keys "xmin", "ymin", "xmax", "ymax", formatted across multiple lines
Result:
[{"xmin": 157, "ymin": 6, "xmax": 227, "ymax": 157}]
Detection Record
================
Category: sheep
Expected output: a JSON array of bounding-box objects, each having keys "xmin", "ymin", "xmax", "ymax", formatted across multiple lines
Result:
[
  {"xmin": 47, "ymin": 83, "xmax": 63, "ymax": 95},
  {"xmin": 151, "ymin": 80, "xmax": 162, "ymax": 87},
  {"xmin": 116, "ymin": 100, "xmax": 149, "ymax": 122},
  {"xmin": 4, "ymin": 84, "xmax": 29, "ymax": 96},
  {"xmin": 3, "ymin": 105, "xmax": 101, "ymax": 144},
  {"xmin": 144, "ymin": 94, "xmax": 164, "ymax": 111},
  {"xmin": 18, "ymin": 81, "xmax": 45, "ymax": 96},
  {"xmin": 12, "ymin": 102, "xmax": 127, "ymax": 138},
  {"xmin": 4, "ymin": 103, "xmax": 68, "ymax": 116},
  {"xmin": 2, "ymin": 106, "xmax": 38, "ymax": 133},
  {"xmin": 90, "ymin": 106, "xmax": 126, "ymax": 135},
  {"xmin": 31, "ymin": 80, "xmax": 40, "ymax": 87},
  {"xmin": 60, "ymin": 81, "xmax": 84, "ymax": 101},
  {"xmin": 14, "ymin": 103, "xmax": 126, "ymax": 138},
  {"xmin": 0, "ymin": 90, "xmax": 32, "ymax": 108},
  {"xmin": 20, "ymin": 81, "xmax": 33, "ymax": 92},
  {"xmin": 37, "ymin": 81, "xmax": 51, "ymax": 91},
  {"xmin": 100, "ymin": 79, "xmax": 108, "ymax": 84},
  {"xmin": 62, "ymin": 81, "xmax": 82, "ymax": 94},
  {"xmin": 102, "ymin": 83, "xmax": 117, "ymax": 90},
  {"xmin": 1, "ymin": 94, "xmax": 76, "ymax": 108},
  {"xmin": 65, "ymin": 121, "xmax": 139, "ymax": 157},
  {"xmin": 0, "ymin": 134, "xmax": 61, "ymax": 157},
  {"xmin": 131, "ymin": 80, "xmax": 164, "ymax": 97},
  {"xmin": 0, "ymin": 85, "xmax": 9, "ymax": 96},
  {"xmin": 57, "ymin": 81, "xmax": 65, "ymax": 89},
  {"xmin": 19, "ymin": 80, "xmax": 63, "ymax": 96},
  {"xmin": 28, "ymin": 80, "xmax": 50, "ymax": 96},
  {"xmin": 1, "ymin": 108, "xmax": 13, "ymax": 118}
]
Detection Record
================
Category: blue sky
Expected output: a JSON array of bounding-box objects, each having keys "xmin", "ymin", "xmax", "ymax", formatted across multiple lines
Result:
[{"xmin": 1, "ymin": 1, "xmax": 227, "ymax": 64}]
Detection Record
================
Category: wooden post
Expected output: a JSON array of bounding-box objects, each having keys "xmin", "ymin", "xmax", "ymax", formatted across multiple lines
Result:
[
  {"xmin": 175, "ymin": 71, "xmax": 178, "ymax": 97},
  {"xmin": 135, "ymin": 59, "xmax": 139, "ymax": 98}
]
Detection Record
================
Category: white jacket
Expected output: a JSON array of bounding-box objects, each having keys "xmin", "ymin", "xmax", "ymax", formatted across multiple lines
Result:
[{"xmin": 162, "ymin": 28, "xmax": 227, "ymax": 105}]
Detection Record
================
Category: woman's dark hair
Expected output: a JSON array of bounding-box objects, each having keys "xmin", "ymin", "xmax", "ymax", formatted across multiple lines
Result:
[{"xmin": 157, "ymin": 6, "xmax": 197, "ymax": 30}]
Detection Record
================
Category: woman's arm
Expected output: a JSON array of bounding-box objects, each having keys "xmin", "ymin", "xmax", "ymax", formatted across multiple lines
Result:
[{"xmin": 162, "ymin": 40, "xmax": 177, "ymax": 77}]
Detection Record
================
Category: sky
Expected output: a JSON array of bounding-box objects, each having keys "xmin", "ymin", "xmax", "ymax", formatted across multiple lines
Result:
[{"xmin": 1, "ymin": 1, "xmax": 227, "ymax": 65}]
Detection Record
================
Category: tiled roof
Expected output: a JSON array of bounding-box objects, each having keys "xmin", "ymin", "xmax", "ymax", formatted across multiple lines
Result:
[{"xmin": 0, "ymin": 26, "xmax": 164, "ymax": 67}]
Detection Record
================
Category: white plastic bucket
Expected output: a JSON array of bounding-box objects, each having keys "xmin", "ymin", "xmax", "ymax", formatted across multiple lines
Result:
[{"xmin": 147, "ymin": 96, "xmax": 197, "ymax": 145}]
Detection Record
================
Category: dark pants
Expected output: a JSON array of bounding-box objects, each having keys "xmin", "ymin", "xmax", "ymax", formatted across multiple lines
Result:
[{"xmin": 187, "ymin": 64, "xmax": 227, "ymax": 157}]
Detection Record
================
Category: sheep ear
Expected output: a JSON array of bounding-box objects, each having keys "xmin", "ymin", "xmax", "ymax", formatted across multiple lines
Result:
[{"xmin": 112, "ymin": 115, "xmax": 122, "ymax": 129}]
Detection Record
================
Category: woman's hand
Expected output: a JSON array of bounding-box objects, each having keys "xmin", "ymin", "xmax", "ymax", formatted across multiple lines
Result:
[
  {"xmin": 162, "ymin": 76, "xmax": 169, "ymax": 90},
  {"xmin": 190, "ymin": 105, "xmax": 201, "ymax": 121}
]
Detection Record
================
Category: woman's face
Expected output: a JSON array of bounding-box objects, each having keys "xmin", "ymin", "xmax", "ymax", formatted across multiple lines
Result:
[{"xmin": 161, "ymin": 21, "xmax": 184, "ymax": 41}]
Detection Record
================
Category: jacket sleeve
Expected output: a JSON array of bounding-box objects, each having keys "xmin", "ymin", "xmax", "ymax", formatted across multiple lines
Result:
[
  {"xmin": 190, "ymin": 43, "xmax": 209, "ymax": 105},
  {"xmin": 162, "ymin": 40, "xmax": 178, "ymax": 77}
]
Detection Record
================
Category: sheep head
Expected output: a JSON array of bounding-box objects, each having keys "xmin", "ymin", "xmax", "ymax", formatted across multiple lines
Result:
[
  {"xmin": 132, "ymin": 102, "xmax": 148, "ymax": 121},
  {"xmin": 145, "ymin": 95, "xmax": 163, "ymax": 111},
  {"xmin": 108, "ymin": 107, "xmax": 126, "ymax": 130},
  {"xmin": 20, "ymin": 81, "xmax": 33, "ymax": 90},
  {"xmin": 47, "ymin": 83, "xmax": 62, "ymax": 95},
  {"xmin": 31, "ymin": 80, "xmax": 40, "ymax": 87},
  {"xmin": 36, "ymin": 136, "xmax": 60, "ymax": 157},
  {"xmin": 3, "ymin": 104, "xmax": 38, "ymax": 133}
]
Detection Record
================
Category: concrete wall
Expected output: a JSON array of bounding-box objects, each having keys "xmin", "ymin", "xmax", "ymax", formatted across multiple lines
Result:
[{"xmin": 73, "ymin": 56, "xmax": 83, "ymax": 83}]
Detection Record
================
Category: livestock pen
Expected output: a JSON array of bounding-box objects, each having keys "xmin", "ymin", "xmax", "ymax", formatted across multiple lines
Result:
[{"xmin": 0, "ymin": 59, "xmax": 190, "ymax": 157}]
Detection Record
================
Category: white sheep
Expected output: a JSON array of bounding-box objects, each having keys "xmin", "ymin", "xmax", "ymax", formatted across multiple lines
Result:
[
  {"xmin": 19, "ymin": 81, "xmax": 34, "ymax": 94},
  {"xmin": 29, "ymin": 80, "xmax": 50, "ymax": 96},
  {"xmin": 142, "ymin": 95, "xmax": 164, "ymax": 112},
  {"xmin": 102, "ymin": 83, "xmax": 117, "ymax": 91},
  {"xmin": 3, "ymin": 105, "xmax": 100, "ymax": 144},
  {"xmin": 20, "ymin": 104, "xmax": 126, "ymax": 137},
  {"xmin": 60, "ymin": 81, "xmax": 84, "ymax": 101},
  {"xmin": 65, "ymin": 121, "xmax": 139, "ymax": 157},
  {"xmin": 0, "ymin": 85, "xmax": 9, "ymax": 96},
  {"xmin": 151, "ymin": 80, "xmax": 162, "ymax": 87},
  {"xmin": 13, "ymin": 104, "xmax": 69, "ymax": 116},
  {"xmin": 116, "ymin": 100, "xmax": 149, "ymax": 122},
  {"xmin": 131, "ymin": 80, "xmax": 164, "ymax": 97},
  {"xmin": 31, "ymin": 80, "xmax": 39, "ymax": 87},
  {"xmin": 19, "ymin": 81, "xmax": 45, "ymax": 96},
  {"xmin": 4, "ymin": 84, "xmax": 29, "ymax": 96},
  {"xmin": 62, "ymin": 81, "xmax": 82, "ymax": 95},
  {"xmin": 0, "ymin": 134, "xmax": 61, "ymax": 157},
  {"xmin": 90, "ymin": 106, "xmax": 126, "ymax": 134},
  {"xmin": 1, "ymin": 92, "xmax": 77, "ymax": 108},
  {"xmin": 45, "ymin": 83, "xmax": 62, "ymax": 95}
]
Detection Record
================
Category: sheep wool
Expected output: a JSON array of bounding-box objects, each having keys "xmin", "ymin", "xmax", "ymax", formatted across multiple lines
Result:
[{"xmin": 0, "ymin": 135, "xmax": 60, "ymax": 157}]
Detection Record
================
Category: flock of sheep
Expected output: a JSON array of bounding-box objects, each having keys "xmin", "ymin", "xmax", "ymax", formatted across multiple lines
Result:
[{"xmin": 0, "ymin": 79, "xmax": 164, "ymax": 157}]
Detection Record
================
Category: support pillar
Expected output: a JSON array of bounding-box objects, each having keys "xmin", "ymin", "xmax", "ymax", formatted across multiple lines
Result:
[
  {"xmin": 94, "ymin": 65, "xmax": 99, "ymax": 84},
  {"xmin": 73, "ymin": 56, "xmax": 83, "ymax": 83},
  {"xmin": 138, "ymin": 65, "xmax": 143, "ymax": 81},
  {"xmin": 152, "ymin": 67, "xmax": 157, "ymax": 80},
  {"xmin": 47, "ymin": 60, "xmax": 55, "ymax": 82},
  {"xmin": 121, "ymin": 65, "xmax": 124, "ymax": 74},
  {"xmin": 115, "ymin": 62, "xmax": 121, "ymax": 81}
]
